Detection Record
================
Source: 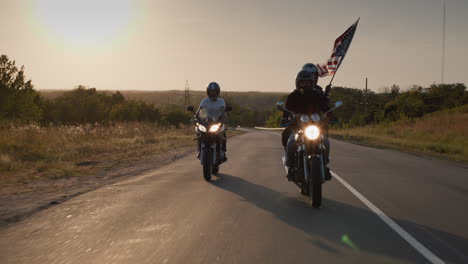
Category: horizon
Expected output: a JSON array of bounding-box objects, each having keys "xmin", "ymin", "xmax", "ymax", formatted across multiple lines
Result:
[{"xmin": 37, "ymin": 81, "xmax": 466, "ymax": 94}]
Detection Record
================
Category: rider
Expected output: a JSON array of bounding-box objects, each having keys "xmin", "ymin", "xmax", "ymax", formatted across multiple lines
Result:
[
  {"xmin": 196, "ymin": 82, "xmax": 228, "ymax": 161},
  {"xmin": 281, "ymin": 63, "xmax": 333, "ymax": 181}
]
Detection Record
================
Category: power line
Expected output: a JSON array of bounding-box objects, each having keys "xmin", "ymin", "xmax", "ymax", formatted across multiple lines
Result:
[
  {"xmin": 360, "ymin": 77, "xmax": 368, "ymax": 113},
  {"xmin": 442, "ymin": 0, "xmax": 446, "ymax": 83}
]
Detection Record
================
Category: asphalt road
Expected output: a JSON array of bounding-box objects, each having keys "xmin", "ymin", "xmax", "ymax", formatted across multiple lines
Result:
[{"xmin": 1, "ymin": 130, "xmax": 467, "ymax": 264}]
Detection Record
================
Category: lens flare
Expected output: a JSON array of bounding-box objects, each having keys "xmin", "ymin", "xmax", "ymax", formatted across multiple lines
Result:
[
  {"xmin": 341, "ymin": 234, "xmax": 360, "ymax": 251},
  {"xmin": 32, "ymin": 0, "xmax": 137, "ymax": 48}
]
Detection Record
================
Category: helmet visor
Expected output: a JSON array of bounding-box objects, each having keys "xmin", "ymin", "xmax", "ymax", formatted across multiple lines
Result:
[{"xmin": 298, "ymin": 80, "xmax": 316, "ymax": 89}]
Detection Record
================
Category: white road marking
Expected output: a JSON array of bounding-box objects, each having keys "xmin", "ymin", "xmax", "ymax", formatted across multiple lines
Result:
[
  {"xmin": 266, "ymin": 131, "xmax": 445, "ymax": 264},
  {"xmin": 332, "ymin": 171, "xmax": 445, "ymax": 264},
  {"xmin": 254, "ymin": 127, "xmax": 285, "ymax": 131}
]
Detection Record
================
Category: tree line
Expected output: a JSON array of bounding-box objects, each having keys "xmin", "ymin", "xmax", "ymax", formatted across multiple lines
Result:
[
  {"xmin": 0, "ymin": 54, "xmax": 282, "ymax": 127},
  {"xmin": 328, "ymin": 83, "xmax": 467, "ymax": 127},
  {"xmin": 0, "ymin": 55, "xmax": 192, "ymax": 127},
  {"xmin": 265, "ymin": 83, "xmax": 467, "ymax": 127},
  {"xmin": 1, "ymin": 54, "xmax": 467, "ymax": 128}
]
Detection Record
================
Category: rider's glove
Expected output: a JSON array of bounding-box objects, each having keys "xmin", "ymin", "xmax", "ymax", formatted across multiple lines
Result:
[{"xmin": 325, "ymin": 84, "xmax": 332, "ymax": 97}]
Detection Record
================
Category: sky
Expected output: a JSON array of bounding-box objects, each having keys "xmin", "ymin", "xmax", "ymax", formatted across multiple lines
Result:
[{"xmin": 1, "ymin": 0, "xmax": 467, "ymax": 92}]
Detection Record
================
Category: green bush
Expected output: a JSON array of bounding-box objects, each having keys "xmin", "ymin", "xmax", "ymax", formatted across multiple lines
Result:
[{"xmin": 0, "ymin": 55, "xmax": 44, "ymax": 123}]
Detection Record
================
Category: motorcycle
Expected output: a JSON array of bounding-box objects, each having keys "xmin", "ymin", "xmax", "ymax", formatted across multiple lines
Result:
[
  {"xmin": 186, "ymin": 105, "xmax": 232, "ymax": 181},
  {"xmin": 276, "ymin": 101, "xmax": 342, "ymax": 208}
]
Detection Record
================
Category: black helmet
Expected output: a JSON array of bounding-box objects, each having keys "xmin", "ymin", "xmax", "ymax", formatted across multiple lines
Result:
[
  {"xmin": 295, "ymin": 69, "xmax": 317, "ymax": 92},
  {"xmin": 207, "ymin": 82, "xmax": 220, "ymax": 101}
]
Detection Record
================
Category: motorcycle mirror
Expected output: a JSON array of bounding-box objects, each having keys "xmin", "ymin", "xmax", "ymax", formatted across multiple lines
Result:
[
  {"xmin": 225, "ymin": 106, "xmax": 233, "ymax": 112},
  {"xmin": 325, "ymin": 101, "xmax": 344, "ymax": 115},
  {"xmin": 276, "ymin": 101, "xmax": 285, "ymax": 111},
  {"xmin": 186, "ymin": 106, "xmax": 195, "ymax": 112}
]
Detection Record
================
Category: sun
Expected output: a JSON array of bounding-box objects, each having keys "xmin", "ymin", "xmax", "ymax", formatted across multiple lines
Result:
[{"xmin": 32, "ymin": 0, "xmax": 136, "ymax": 47}]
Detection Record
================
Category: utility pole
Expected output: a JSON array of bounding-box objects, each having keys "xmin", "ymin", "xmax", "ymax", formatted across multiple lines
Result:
[
  {"xmin": 361, "ymin": 77, "xmax": 368, "ymax": 113},
  {"xmin": 442, "ymin": 0, "xmax": 446, "ymax": 83},
  {"xmin": 184, "ymin": 80, "xmax": 190, "ymax": 107}
]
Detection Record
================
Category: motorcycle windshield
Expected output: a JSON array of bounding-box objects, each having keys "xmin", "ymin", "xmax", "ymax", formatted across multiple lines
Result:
[{"xmin": 198, "ymin": 106, "xmax": 224, "ymax": 122}]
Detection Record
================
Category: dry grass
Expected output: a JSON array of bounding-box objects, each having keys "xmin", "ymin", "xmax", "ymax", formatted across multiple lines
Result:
[
  {"xmin": 0, "ymin": 123, "xmax": 196, "ymax": 186},
  {"xmin": 331, "ymin": 105, "xmax": 468, "ymax": 163}
]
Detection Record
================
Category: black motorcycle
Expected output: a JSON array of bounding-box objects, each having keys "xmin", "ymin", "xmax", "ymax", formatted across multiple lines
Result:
[
  {"xmin": 277, "ymin": 101, "xmax": 342, "ymax": 208},
  {"xmin": 186, "ymin": 105, "xmax": 232, "ymax": 181}
]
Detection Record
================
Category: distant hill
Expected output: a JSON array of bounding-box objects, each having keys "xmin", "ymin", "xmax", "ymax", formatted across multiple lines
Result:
[{"xmin": 39, "ymin": 90, "xmax": 287, "ymax": 112}]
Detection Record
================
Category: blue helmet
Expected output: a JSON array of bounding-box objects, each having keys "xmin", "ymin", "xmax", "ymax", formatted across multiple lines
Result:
[
  {"xmin": 207, "ymin": 82, "xmax": 220, "ymax": 101},
  {"xmin": 302, "ymin": 63, "xmax": 319, "ymax": 75}
]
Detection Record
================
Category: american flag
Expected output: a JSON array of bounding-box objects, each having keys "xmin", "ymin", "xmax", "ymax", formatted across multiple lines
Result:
[{"xmin": 318, "ymin": 18, "xmax": 359, "ymax": 77}]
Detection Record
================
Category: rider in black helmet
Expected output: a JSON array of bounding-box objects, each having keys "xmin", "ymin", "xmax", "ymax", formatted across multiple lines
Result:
[
  {"xmin": 281, "ymin": 63, "xmax": 333, "ymax": 181},
  {"xmin": 206, "ymin": 82, "xmax": 221, "ymax": 101}
]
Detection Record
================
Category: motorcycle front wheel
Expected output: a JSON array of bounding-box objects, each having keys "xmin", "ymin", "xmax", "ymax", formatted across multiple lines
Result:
[
  {"xmin": 309, "ymin": 157, "xmax": 322, "ymax": 208},
  {"xmin": 203, "ymin": 148, "xmax": 213, "ymax": 181}
]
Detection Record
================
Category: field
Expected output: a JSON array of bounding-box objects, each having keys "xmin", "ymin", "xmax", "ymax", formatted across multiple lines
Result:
[
  {"xmin": 0, "ymin": 122, "xmax": 247, "ymax": 188},
  {"xmin": 0, "ymin": 123, "xmax": 197, "ymax": 187},
  {"xmin": 330, "ymin": 105, "xmax": 468, "ymax": 163}
]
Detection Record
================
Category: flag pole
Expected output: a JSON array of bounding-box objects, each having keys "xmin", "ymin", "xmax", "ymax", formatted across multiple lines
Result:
[
  {"xmin": 328, "ymin": 52, "xmax": 346, "ymax": 86},
  {"xmin": 329, "ymin": 72, "xmax": 337, "ymax": 86},
  {"xmin": 328, "ymin": 57, "xmax": 344, "ymax": 86}
]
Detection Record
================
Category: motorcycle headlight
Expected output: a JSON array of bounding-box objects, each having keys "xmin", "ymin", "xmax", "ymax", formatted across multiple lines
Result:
[
  {"xmin": 311, "ymin": 114, "xmax": 321, "ymax": 122},
  {"xmin": 300, "ymin": 115, "xmax": 309, "ymax": 123},
  {"xmin": 209, "ymin": 123, "xmax": 221, "ymax": 132},
  {"xmin": 197, "ymin": 124, "xmax": 207, "ymax": 132},
  {"xmin": 304, "ymin": 125, "xmax": 320, "ymax": 140}
]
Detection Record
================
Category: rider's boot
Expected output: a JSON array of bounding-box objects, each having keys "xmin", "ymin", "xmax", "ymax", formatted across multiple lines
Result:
[
  {"xmin": 197, "ymin": 137, "xmax": 201, "ymax": 159},
  {"xmin": 222, "ymin": 149, "xmax": 227, "ymax": 162},
  {"xmin": 222, "ymin": 139, "xmax": 227, "ymax": 162},
  {"xmin": 286, "ymin": 167, "xmax": 295, "ymax": 182},
  {"xmin": 325, "ymin": 166, "xmax": 332, "ymax": 181}
]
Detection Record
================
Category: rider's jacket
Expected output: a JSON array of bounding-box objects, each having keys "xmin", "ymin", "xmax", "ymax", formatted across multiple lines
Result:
[
  {"xmin": 197, "ymin": 97, "xmax": 226, "ymax": 121},
  {"xmin": 281, "ymin": 86, "xmax": 330, "ymax": 128},
  {"xmin": 281, "ymin": 85, "xmax": 330, "ymax": 123}
]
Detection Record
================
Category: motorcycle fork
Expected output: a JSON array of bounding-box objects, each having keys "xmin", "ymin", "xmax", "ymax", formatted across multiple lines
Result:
[
  {"xmin": 305, "ymin": 141, "xmax": 325, "ymax": 183},
  {"xmin": 294, "ymin": 140, "xmax": 309, "ymax": 183},
  {"xmin": 300, "ymin": 145, "xmax": 310, "ymax": 183},
  {"xmin": 200, "ymin": 137, "xmax": 216, "ymax": 165},
  {"xmin": 319, "ymin": 145, "xmax": 325, "ymax": 182}
]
